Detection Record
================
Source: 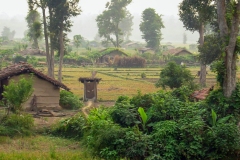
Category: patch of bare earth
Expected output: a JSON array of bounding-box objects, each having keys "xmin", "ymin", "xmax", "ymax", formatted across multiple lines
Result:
[{"xmin": 32, "ymin": 101, "xmax": 115, "ymax": 130}]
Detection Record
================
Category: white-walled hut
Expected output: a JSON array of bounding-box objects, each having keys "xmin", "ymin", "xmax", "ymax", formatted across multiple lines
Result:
[{"xmin": 0, "ymin": 62, "xmax": 70, "ymax": 111}]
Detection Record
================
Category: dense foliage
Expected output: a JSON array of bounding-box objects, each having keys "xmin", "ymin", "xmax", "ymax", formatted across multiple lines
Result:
[
  {"xmin": 51, "ymin": 113, "xmax": 86, "ymax": 139},
  {"xmin": 59, "ymin": 90, "xmax": 83, "ymax": 110},
  {"xmin": 52, "ymin": 84, "xmax": 240, "ymax": 159},
  {"xmin": 198, "ymin": 34, "xmax": 222, "ymax": 65},
  {"xmin": 63, "ymin": 52, "xmax": 91, "ymax": 65}
]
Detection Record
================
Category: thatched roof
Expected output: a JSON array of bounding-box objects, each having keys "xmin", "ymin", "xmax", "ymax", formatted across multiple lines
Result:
[
  {"xmin": 0, "ymin": 62, "xmax": 70, "ymax": 90},
  {"xmin": 78, "ymin": 77, "xmax": 102, "ymax": 83},
  {"xmin": 99, "ymin": 48, "xmax": 129, "ymax": 57},
  {"xmin": 162, "ymin": 48, "xmax": 193, "ymax": 56}
]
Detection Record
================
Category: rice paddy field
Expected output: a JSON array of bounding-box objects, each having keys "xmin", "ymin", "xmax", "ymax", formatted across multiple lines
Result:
[{"xmin": 47, "ymin": 65, "xmax": 223, "ymax": 101}]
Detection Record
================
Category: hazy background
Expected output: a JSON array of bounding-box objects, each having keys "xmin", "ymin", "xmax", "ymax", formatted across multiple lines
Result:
[{"xmin": 0, "ymin": 0, "xmax": 199, "ymax": 43}]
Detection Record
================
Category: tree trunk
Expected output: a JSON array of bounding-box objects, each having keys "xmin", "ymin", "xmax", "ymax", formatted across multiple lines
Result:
[
  {"xmin": 41, "ymin": 5, "xmax": 53, "ymax": 78},
  {"xmin": 217, "ymin": 0, "xmax": 240, "ymax": 97},
  {"xmin": 58, "ymin": 22, "xmax": 64, "ymax": 82},
  {"xmin": 199, "ymin": 24, "xmax": 206, "ymax": 87},
  {"xmin": 116, "ymin": 22, "xmax": 119, "ymax": 48},
  {"xmin": 33, "ymin": 37, "xmax": 39, "ymax": 49},
  {"xmin": 116, "ymin": 34, "xmax": 119, "ymax": 48},
  {"xmin": 48, "ymin": 6, "xmax": 55, "ymax": 78}
]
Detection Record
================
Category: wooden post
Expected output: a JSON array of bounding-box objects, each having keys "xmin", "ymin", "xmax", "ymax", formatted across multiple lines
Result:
[
  {"xmin": 94, "ymin": 80, "xmax": 97, "ymax": 102},
  {"xmin": 83, "ymin": 80, "xmax": 87, "ymax": 101}
]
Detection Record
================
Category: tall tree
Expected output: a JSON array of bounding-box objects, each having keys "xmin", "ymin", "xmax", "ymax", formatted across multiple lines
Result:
[
  {"xmin": 31, "ymin": 0, "xmax": 54, "ymax": 78},
  {"xmin": 119, "ymin": 9, "xmax": 133, "ymax": 42},
  {"xmin": 73, "ymin": 35, "xmax": 83, "ymax": 48},
  {"xmin": 26, "ymin": 10, "xmax": 42, "ymax": 49},
  {"xmin": 1, "ymin": 27, "xmax": 15, "ymax": 41},
  {"xmin": 47, "ymin": 0, "xmax": 81, "ymax": 82},
  {"xmin": 139, "ymin": 8, "xmax": 164, "ymax": 51},
  {"xmin": 96, "ymin": 0, "xmax": 132, "ymax": 48},
  {"xmin": 179, "ymin": 0, "xmax": 214, "ymax": 87},
  {"xmin": 216, "ymin": 0, "xmax": 240, "ymax": 97}
]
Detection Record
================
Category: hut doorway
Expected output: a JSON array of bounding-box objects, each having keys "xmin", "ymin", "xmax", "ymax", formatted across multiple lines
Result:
[{"xmin": 86, "ymin": 82, "xmax": 95, "ymax": 99}]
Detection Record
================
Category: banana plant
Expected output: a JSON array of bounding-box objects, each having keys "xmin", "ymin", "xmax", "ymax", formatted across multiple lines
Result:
[
  {"xmin": 211, "ymin": 109, "xmax": 217, "ymax": 127},
  {"xmin": 210, "ymin": 109, "xmax": 232, "ymax": 127},
  {"xmin": 138, "ymin": 107, "xmax": 148, "ymax": 131}
]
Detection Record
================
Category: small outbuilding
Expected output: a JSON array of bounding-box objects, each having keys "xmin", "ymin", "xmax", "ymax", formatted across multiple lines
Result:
[
  {"xmin": 0, "ymin": 62, "xmax": 70, "ymax": 111},
  {"xmin": 162, "ymin": 48, "xmax": 193, "ymax": 56},
  {"xmin": 79, "ymin": 77, "xmax": 101, "ymax": 102}
]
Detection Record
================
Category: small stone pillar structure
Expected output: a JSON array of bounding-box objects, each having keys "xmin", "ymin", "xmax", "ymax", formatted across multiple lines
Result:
[{"xmin": 79, "ymin": 77, "xmax": 101, "ymax": 102}]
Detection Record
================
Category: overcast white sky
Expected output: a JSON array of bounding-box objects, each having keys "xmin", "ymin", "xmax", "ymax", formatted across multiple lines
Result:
[
  {"xmin": 0, "ymin": 0, "xmax": 182, "ymax": 17},
  {"xmin": 0, "ymin": 0, "xmax": 198, "ymax": 42}
]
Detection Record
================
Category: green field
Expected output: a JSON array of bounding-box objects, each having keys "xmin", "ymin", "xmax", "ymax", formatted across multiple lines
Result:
[{"xmin": 47, "ymin": 65, "xmax": 221, "ymax": 101}]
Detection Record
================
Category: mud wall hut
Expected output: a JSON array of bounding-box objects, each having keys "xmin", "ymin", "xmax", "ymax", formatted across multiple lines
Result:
[{"xmin": 0, "ymin": 62, "xmax": 70, "ymax": 110}]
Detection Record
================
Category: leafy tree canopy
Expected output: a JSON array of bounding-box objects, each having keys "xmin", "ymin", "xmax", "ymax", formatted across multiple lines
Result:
[
  {"xmin": 26, "ymin": 10, "xmax": 42, "ymax": 49},
  {"xmin": 198, "ymin": 34, "xmax": 223, "ymax": 65},
  {"xmin": 179, "ymin": 0, "xmax": 214, "ymax": 32},
  {"xmin": 140, "ymin": 8, "xmax": 164, "ymax": 51},
  {"xmin": 96, "ymin": 0, "xmax": 132, "ymax": 48}
]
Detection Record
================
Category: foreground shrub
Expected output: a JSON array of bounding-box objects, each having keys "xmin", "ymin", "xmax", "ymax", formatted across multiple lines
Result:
[
  {"xmin": 110, "ymin": 100, "xmax": 138, "ymax": 128},
  {"xmin": 51, "ymin": 113, "xmax": 86, "ymax": 139},
  {"xmin": 59, "ymin": 90, "xmax": 83, "ymax": 110},
  {"xmin": 0, "ymin": 113, "xmax": 34, "ymax": 136},
  {"xmin": 50, "ymin": 84, "xmax": 240, "ymax": 159},
  {"xmin": 2, "ymin": 77, "xmax": 33, "ymax": 113}
]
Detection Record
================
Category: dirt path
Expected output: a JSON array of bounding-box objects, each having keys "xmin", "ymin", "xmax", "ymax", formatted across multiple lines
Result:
[{"xmin": 82, "ymin": 99, "xmax": 94, "ymax": 117}]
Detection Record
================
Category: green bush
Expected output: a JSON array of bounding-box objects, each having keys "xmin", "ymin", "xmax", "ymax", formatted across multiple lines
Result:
[
  {"xmin": 0, "ymin": 113, "xmax": 34, "ymax": 136},
  {"xmin": 59, "ymin": 90, "xmax": 83, "ymax": 110},
  {"xmin": 2, "ymin": 77, "xmax": 33, "ymax": 113},
  {"xmin": 3, "ymin": 113, "xmax": 34, "ymax": 129},
  {"xmin": 110, "ymin": 101, "xmax": 138, "ymax": 128},
  {"xmin": 141, "ymin": 72, "xmax": 146, "ymax": 78},
  {"xmin": 51, "ymin": 113, "xmax": 86, "ymax": 139},
  {"xmin": 171, "ymin": 85, "xmax": 195, "ymax": 102},
  {"xmin": 155, "ymin": 61, "xmax": 195, "ymax": 89},
  {"xmin": 12, "ymin": 54, "xmax": 27, "ymax": 63},
  {"xmin": 26, "ymin": 56, "xmax": 38, "ymax": 67}
]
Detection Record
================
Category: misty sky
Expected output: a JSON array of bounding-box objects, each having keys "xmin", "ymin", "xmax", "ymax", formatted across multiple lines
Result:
[
  {"xmin": 0, "ymin": 0, "xmax": 198, "ymax": 43},
  {"xmin": 0, "ymin": 0, "xmax": 182, "ymax": 17}
]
